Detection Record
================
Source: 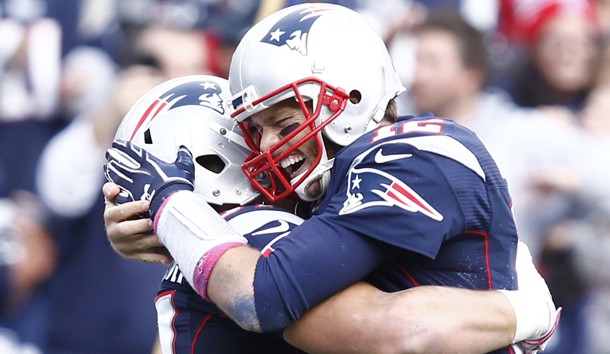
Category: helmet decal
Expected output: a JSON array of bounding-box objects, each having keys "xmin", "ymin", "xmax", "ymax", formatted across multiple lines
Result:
[
  {"xmin": 130, "ymin": 81, "xmax": 225, "ymax": 141},
  {"xmin": 162, "ymin": 81, "xmax": 225, "ymax": 115},
  {"xmin": 116, "ymin": 75, "xmax": 260, "ymax": 207},
  {"xmin": 197, "ymin": 82, "xmax": 226, "ymax": 115},
  {"xmin": 260, "ymin": 4, "xmax": 335, "ymax": 55}
]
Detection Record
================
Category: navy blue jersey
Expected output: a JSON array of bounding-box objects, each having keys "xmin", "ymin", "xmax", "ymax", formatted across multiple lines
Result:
[
  {"xmin": 156, "ymin": 205, "xmax": 305, "ymax": 354},
  {"xmin": 252, "ymin": 114, "xmax": 519, "ymax": 354}
]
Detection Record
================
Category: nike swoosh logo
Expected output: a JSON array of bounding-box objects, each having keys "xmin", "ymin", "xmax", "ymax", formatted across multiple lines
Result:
[
  {"xmin": 252, "ymin": 220, "xmax": 290, "ymax": 236},
  {"xmin": 374, "ymin": 149, "xmax": 413, "ymax": 164}
]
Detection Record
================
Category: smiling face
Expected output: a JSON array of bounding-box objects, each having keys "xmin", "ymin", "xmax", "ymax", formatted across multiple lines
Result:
[
  {"xmin": 246, "ymin": 99, "xmax": 325, "ymax": 200},
  {"xmin": 533, "ymin": 15, "xmax": 599, "ymax": 94}
]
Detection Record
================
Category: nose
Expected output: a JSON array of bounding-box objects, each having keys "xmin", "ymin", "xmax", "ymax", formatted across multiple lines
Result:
[{"xmin": 259, "ymin": 129, "xmax": 282, "ymax": 153}]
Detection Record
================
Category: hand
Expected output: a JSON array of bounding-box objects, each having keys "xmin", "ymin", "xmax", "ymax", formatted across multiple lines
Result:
[
  {"xmin": 102, "ymin": 182, "xmax": 172, "ymax": 264},
  {"xmin": 513, "ymin": 241, "xmax": 562, "ymax": 353},
  {"xmin": 104, "ymin": 139, "xmax": 195, "ymax": 219},
  {"xmin": 517, "ymin": 308, "xmax": 561, "ymax": 354}
]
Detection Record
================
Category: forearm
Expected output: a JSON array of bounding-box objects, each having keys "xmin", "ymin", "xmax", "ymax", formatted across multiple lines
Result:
[
  {"xmin": 207, "ymin": 246, "xmax": 261, "ymax": 332},
  {"xmin": 284, "ymin": 284, "xmax": 515, "ymax": 354},
  {"xmin": 154, "ymin": 191, "xmax": 262, "ymax": 331}
]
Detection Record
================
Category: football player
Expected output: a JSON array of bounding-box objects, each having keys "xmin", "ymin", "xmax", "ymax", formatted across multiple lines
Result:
[
  {"xmin": 107, "ymin": 74, "xmax": 305, "ymax": 353},
  {"xmin": 105, "ymin": 65, "xmax": 558, "ymax": 354}
]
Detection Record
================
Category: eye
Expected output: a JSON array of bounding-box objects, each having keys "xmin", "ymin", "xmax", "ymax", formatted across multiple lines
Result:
[
  {"xmin": 279, "ymin": 123, "xmax": 300, "ymax": 138},
  {"xmin": 248, "ymin": 124, "xmax": 262, "ymax": 139}
]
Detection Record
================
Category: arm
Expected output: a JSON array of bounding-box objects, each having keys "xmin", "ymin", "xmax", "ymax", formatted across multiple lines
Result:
[
  {"xmin": 155, "ymin": 190, "xmax": 391, "ymax": 332},
  {"xmin": 154, "ymin": 189, "xmax": 560, "ymax": 350},
  {"xmin": 104, "ymin": 142, "xmax": 560, "ymax": 352},
  {"xmin": 283, "ymin": 241, "xmax": 560, "ymax": 354},
  {"xmin": 104, "ymin": 141, "xmax": 389, "ymax": 332},
  {"xmin": 103, "ymin": 182, "xmax": 559, "ymax": 354},
  {"xmin": 284, "ymin": 283, "xmax": 515, "ymax": 354},
  {"xmin": 104, "ymin": 183, "xmax": 280, "ymax": 332},
  {"xmin": 103, "ymin": 184, "xmax": 514, "ymax": 352}
]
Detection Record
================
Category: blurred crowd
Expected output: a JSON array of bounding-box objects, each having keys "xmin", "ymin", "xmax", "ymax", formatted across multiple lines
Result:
[{"xmin": 1, "ymin": 0, "xmax": 609, "ymax": 353}]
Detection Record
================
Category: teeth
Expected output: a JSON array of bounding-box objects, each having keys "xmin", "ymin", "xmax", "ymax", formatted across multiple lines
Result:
[{"xmin": 280, "ymin": 155, "xmax": 304, "ymax": 169}]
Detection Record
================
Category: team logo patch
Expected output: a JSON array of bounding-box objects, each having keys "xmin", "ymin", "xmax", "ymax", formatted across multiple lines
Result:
[
  {"xmin": 161, "ymin": 81, "xmax": 225, "ymax": 115},
  {"xmin": 339, "ymin": 166, "xmax": 444, "ymax": 221},
  {"xmin": 130, "ymin": 81, "xmax": 225, "ymax": 141},
  {"xmin": 260, "ymin": 4, "xmax": 335, "ymax": 55}
]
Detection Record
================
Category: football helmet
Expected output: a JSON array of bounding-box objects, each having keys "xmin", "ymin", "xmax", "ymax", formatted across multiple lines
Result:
[
  {"xmin": 229, "ymin": 3, "xmax": 405, "ymax": 202},
  {"xmin": 114, "ymin": 75, "xmax": 259, "ymax": 207}
]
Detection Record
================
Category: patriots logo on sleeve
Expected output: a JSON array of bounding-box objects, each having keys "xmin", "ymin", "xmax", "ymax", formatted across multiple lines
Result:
[
  {"xmin": 129, "ymin": 81, "xmax": 226, "ymax": 141},
  {"xmin": 260, "ymin": 4, "xmax": 335, "ymax": 55},
  {"xmin": 339, "ymin": 165, "xmax": 444, "ymax": 221}
]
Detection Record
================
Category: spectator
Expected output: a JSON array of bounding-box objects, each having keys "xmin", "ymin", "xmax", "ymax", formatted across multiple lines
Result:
[
  {"xmin": 35, "ymin": 8, "xmax": 231, "ymax": 350},
  {"xmin": 0, "ymin": 9, "xmax": 63, "ymax": 351},
  {"xmin": 538, "ymin": 83, "xmax": 610, "ymax": 354},
  {"xmin": 500, "ymin": 0, "xmax": 602, "ymax": 113},
  {"xmin": 0, "ymin": 193, "xmax": 56, "ymax": 353},
  {"xmin": 396, "ymin": 8, "xmax": 610, "ymax": 353},
  {"xmin": 35, "ymin": 48, "xmax": 168, "ymax": 354}
]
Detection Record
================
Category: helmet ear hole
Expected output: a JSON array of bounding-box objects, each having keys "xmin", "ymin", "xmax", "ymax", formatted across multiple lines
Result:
[
  {"xmin": 349, "ymin": 90, "xmax": 362, "ymax": 104},
  {"xmin": 196, "ymin": 155, "xmax": 226, "ymax": 174}
]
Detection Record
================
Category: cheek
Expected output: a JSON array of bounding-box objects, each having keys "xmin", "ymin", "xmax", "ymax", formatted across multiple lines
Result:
[
  {"xmin": 294, "ymin": 132, "xmax": 319, "ymax": 158},
  {"xmin": 304, "ymin": 138, "xmax": 319, "ymax": 157}
]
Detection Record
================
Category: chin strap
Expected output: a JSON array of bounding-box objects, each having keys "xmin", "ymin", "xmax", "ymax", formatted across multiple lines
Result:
[{"xmin": 293, "ymin": 147, "xmax": 335, "ymax": 202}]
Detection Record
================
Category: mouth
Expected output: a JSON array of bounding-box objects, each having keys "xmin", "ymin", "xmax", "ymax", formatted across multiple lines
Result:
[{"xmin": 279, "ymin": 154, "xmax": 306, "ymax": 179}]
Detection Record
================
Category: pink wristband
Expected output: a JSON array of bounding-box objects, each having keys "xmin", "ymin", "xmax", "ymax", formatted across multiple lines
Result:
[
  {"xmin": 152, "ymin": 195, "xmax": 172, "ymax": 231},
  {"xmin": 193, "ymin": 242, "xmax": 245, "ymax": 301}
]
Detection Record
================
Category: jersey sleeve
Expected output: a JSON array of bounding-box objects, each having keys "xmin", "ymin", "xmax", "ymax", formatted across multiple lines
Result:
[
  {"xmin": 253, "ymin": 216, "xmax": 397, "ymax": 332},
  {"xmin": 324, "ymin": 140, "xmax": 467, "ymax": 259},
  {"xmin": 252, "ymin": 128, "xmax": 491, "ymax": 332}
]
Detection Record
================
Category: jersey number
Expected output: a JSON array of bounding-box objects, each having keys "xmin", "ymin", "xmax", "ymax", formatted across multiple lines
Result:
[{"xmin": 372, "ymin": 119, "xmax": 444, "ymax": 143}]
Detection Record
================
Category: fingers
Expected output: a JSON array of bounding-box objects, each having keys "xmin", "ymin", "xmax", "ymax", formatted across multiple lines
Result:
[
  {"xmin": 103, "ymin": 186, "xmax": 169, "ymax": 264},
  {"xmin": 138, "ymin": 246, "xmax": 173, "ymax": 264},
  {"xmin": 103, "ymin": 182, "xmax": 120, "ymax": 202},
  {"xmin": 103, "ymin": 182, "xmax": 121, "ymax": 209},
  {"xmin": 177, "ymin": 145, "xmax": 193, "ymax": 159},
  {"xmin": 104, "ymin": 199, "xmax": 150, "ymax": 225},
  {"xmin": 128, "ymin": 250, "xmax": 173, "ymax": 264},
  {"xmin": 103, "ymin": 179, "xmax": 135, "ymax": 206},
  {"xmin": 110, "ymin": 227, "xmax": 160, "ymax": 252},
  {"xmin": 176, "ymin": 146, "xmax": 194, "ymax": 171},
  {"xmin": 106, "ymin": 144, "xmax": 140, "ymax": 170},
  {"xmin": 110, "ymin": 231, "xmax": 172, "ymax": 264},
  {"xmin": 105, "ymin": 159, "xmax": 135, "ymax": 185}
]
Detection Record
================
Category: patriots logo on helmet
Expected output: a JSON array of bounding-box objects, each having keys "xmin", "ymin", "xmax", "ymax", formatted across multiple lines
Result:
[
  {"xmin": 162, "ymin": 81, "xmax": 225, "ymax": 115},
  {"xmin": 130, "ymin": 81, "xmax": 225, "ymax": 141},
  {"xmin": 260, "ymin": 5, "xmax": 335, "ymax": 55},
  {"xmin": 339, "ymin": 166, "xmax": 444, "ymax": 221}
]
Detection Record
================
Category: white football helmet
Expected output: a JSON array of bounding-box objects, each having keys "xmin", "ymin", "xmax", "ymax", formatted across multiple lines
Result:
[
  {"xmin": 229, "ymin": 3, "xmax": 405, "ymax": 202},
  {"xmin": 114, "ymin": 75, "xmax": 259, "ymax": 207}
]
